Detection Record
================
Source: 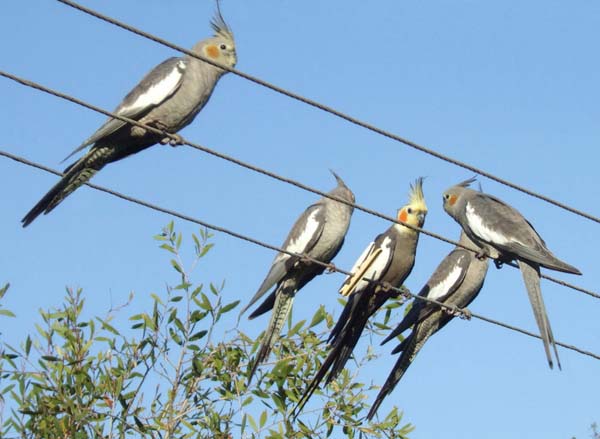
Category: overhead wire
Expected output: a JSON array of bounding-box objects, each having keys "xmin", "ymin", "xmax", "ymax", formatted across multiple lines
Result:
[
  {"xmin": 53, "ymin": 0, "xmax": 600, "ymax": 226},
  {"xmin": 1, "ymin": 147, "xmax": 599, "ymax": 363},
  {"xmin": 1, "ymin": 68, "xmax": 597, "ymax": 301}
]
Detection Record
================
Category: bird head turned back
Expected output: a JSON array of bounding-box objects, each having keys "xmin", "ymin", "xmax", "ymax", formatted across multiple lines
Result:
[
  {"xmin": 442, "ymin": 177, "xmax": 476, "ymax": 219},
  {"xmin": 192, "ymin": 2, "xmax": 237, "ymax": 70},
  {"xmin": 397, "ymin": 177, "xmax": 427, "ymax": 230},
  {"xmin": 329, "ymin": 170, "xmax": 356, "ymax": 204}
]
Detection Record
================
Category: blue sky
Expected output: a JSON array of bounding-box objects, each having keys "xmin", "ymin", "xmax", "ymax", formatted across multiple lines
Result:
[{"xmin": 2, "ymin": 1, "xmax": 600, "ymax": 438}]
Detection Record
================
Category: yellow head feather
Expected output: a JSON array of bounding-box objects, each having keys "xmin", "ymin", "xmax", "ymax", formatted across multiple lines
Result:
[
  {"xmin": 408, "ymin": 177, "xmax": 427, "ymax": 211},
  {"xmin": 396, "ymin": 177, "xmax": 427, "ymax": 230}
]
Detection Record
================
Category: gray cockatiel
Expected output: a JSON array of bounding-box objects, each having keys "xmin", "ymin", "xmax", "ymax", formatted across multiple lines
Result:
[
  {"xmin": 294, "ymin": 178, "xmax": 427, "ymax": 416},
  {"xmin": 22, "ymin": 8, "xmax": 236, "ymax": 227},
  {"xmin": 442, "ymin": 178, "xmax": 581, "ymax": 369},
  {"xmin": 242, "ymin": 171, "xmax": 355, "ymax": 382},
  {"xmin": 367, "ymin": 231, "xmax": 489, "ymax": 420}
]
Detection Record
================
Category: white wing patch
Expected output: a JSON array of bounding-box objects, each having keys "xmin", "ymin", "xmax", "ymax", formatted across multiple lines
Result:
[
  {"xmin": 466, "ymin": 202, "xmax": 509, "ymax": 245},
  {"xmin": 118, "ymin": 60, "xmax": 185, "ymax": 116},
  {"xmin": 349, "ymin": 236, "xmax": 393, "ymax": 293},
  {"xmin": 346, "ymin": 242, "xmax": 375, "ymax": 278},
  {"xmin": 285, "ymin": 209, "xmax": 321, "ymax": 254},
  {"xmin": 427, "ymin": 263, "xmax": 464, "ymax": 300}
]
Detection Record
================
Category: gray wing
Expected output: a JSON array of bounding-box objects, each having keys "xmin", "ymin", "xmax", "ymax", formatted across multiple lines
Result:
[
  {"xmin": 240, "ymin": 203, "xmax": 326, "ymax": 315},
  {"xmin": 63, "ymin": 57, "xmax": 187, "ymax": 161},
  {"xmin": 464, "ymin": 193, "xmax": 551, "ymax": 260},
  {"xmin": 382, "ymin": 249, "xmax": 470, "ymax": 344}
]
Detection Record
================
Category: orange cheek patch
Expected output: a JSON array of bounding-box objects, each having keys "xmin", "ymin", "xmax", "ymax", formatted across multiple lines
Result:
[
  {"xmin": 398, "ymin": 209, "xmax": 408, "ymax": 223},
  {"xmin": 205, "ymin": 45, "xmax": 220, "ymax": 59},
  {"xmin": 449, "ymin": 195, "xmax": 458, "ymax": 206}
]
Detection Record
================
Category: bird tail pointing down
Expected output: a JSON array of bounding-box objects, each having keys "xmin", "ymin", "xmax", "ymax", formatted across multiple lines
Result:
[
  {"xmin": 517, "ymin": 259, "xmax": 561, "ymax": 370},
  {"xmin": 247, "ymin": 287, "xmax": 295, "ymax": 383},
  {"xmin": 21, "ymin": 147, "xmax": 111, "ymax": 227}
]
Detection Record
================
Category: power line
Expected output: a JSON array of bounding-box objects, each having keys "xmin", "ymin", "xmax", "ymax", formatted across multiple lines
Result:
[
  {"xmin": 1, "ymin": 148, "xmax": 599, "ymax": 363},
  {"xmin": 54, "ymin": 0, "xmax": 600, "ymax": 226},
  {"xmin": 1, "ymin": 69, "xmax": 596, "ymax": 301},
  {"xmin": 1, "ymin": 68, "xmax": 597, "ymax": 302}
]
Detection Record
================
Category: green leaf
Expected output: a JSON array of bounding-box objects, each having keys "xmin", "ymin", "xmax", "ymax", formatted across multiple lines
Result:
[
  {"xmin": 97, "ymin": 318, "xmax": 120, "ymax": 335},
  {"xmin": 171, "ymin": 259, "xmax": 183, "ymax": 274},
  {"xmin": 0, "ymin": 283, "xmax": 9, "ymax": 298},
  {"xmin": 189, "ymin": 330, "xmax": 207, "ymax": 342},
  {"xmin": 259, "ymin": 410, "xmax": 267, "ymax": 428},
  {"xmin": 247, "ymin": 414, "xmax": 258, "ymax": 433},
  {"xmin": 220, "ymin": 300, "xmax": 240, "ymax": 314},
  {"xmin": 199, "ymin": 243, "xmax": 214, "ymax": 257},
  {"xmin": 288, "ymin": 320, "xmax": 306, "ymax": 336},
  {"xmin": 373, "ymin": 322, "xmax": 391, "ymax": 330},
  {"xmin": 0, "ymin": 309, "xmax": 15, "ymax": 318},
  {"xmin": 159, "ymin": 243, "xmax": 176, "ymax": 254},
  {"xmin": 142, "ymin": 314, "xmax": 156, "ymax": 331},
  {"xmin": 24, "ymin": 336, "xmax": 32, "ymax": 356},
  {"xmin": 309, "ymin": 306, "xmax": 326, "ymax": 328}
]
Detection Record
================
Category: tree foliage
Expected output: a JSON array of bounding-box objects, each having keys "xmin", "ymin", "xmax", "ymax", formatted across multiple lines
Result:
[{"xmin": 0, "ymin": 223, "xmax": 414, "ymax": 438}]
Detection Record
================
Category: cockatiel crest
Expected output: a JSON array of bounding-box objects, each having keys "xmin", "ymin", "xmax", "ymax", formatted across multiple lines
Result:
[
  {"xmin": 211, "ymin": 1, "xmax": 235, "ymax": 44},
  {"xmin": 397, "ymin": 177, "xmax": 427, "ymax": 229},
  {"xmin": 195, "ymin": 2, "xmax": 237, "ymax": 69}
]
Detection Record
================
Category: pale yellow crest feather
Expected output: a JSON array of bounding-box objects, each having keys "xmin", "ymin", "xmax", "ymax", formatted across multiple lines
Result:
[{"xmin": 408, "ymin": 177, "xmax": 427, "ymax": 211}]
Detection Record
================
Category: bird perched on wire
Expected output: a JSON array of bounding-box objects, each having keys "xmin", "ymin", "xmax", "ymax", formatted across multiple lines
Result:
[
  {"xmin": 241, "ymin": 171, "xmax": 355, "ymax": 383},
  {"xmin": 293, "ymin": 178, "xmax": 427, "ymax": 416},
  {"xmin": 367, "ymin": 230, "xmax": 489, "ymax": 420},
  {"xmin": 442, "ymin": 177, "xmax": 581, "ymax": 369},
  {"xmin": 21, "ymin": 6, "xmax": 236, "ymax": 227}
]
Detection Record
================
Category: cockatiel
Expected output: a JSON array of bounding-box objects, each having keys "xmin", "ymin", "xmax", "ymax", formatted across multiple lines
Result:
[
  {"xmin": 241, "ymin": 171, "xmax": 355, "ymax": 383},
  {"xmin": 442, "ymin": 178, "xmax": 581, "ymax": 369},
  {"xmin": 22, "ymin": 7, "xmax": 236, "ymax": 226},
  {"xmin": 367, "ymin": 231, "xmax": 489, "ymax": 420},
  {"xmin": 294, "ymin": 178, "xmax": 427, "ymax": 416}
]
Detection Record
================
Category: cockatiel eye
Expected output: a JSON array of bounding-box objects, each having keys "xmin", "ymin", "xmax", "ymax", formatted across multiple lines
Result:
[
  {"xmin": 220, "ymin": 44, "xmax": 227, "ymax": 50},
  {"xmin": 407, "ymin": 207, "xmax": 413, "ymax": 214}
]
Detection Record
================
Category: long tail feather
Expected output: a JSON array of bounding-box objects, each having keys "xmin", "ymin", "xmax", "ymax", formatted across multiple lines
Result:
[
  {"xmin": 293, "ymin": 311, "xmax": 367, "ymax": 418},
  {"xmin": 247, "ymin": 289, "xmax": 294, "ymax": 383},
  {"xmin": 22, "ymin": 147, "xmax": 111, "ymax": 227},
  {"xmin": 517, "ymin": 259, "xmax": 560, "ymax": 369},
  {"xmin": 292, "ymin": 342, "xmax": 340, "ymax": 418},
  {"xmin": 368, "ymin": 323, "xmax": 435, "ymax": 420}
]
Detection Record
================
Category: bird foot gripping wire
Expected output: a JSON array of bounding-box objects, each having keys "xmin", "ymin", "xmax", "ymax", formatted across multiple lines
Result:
[
  {"xmin": 443, "ymin": 304, "xmax": 471, "ymax": 320},
  {"xmin": 475, "ymin": 248, "xmax": 488, "ymax": 261},
  {"xmin": 159, "ymin": 133, "xmax": 184, "ymax": 147},
  {"xmin": 325, "ymin": 262, "xmax": 337, "ymax": 274},
  {"xmin": 392, "ymin": 285, "xmax": 412, "ymax": 302}
]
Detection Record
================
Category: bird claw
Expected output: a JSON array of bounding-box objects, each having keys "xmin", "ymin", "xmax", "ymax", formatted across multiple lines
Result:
[
  {"xmin": 443, "ymin": 304, "xmax": 469, "ymax": 319},
  {"xmin": 391, "ymin": 285, "xmax": 412, "ymax": 300},
  {"xmin": 380, "ymin": 281, "xmax": 393, "ymax": 293},
  {"xmin": 459, "ymin": 308, "xmax": 472, "ymax": 320},
  {"xmin": 160, "ymin": 134, "xmax": 183, "ymax": 147},
  {"xmin": 475, "ymin": 249, "xmax": 488, "ymax": 261},
  {"xmin": 299, "ymin": 254, "xmax": 313, "ymax": 265},
  {"xmin": 494, "ymin": 259, "xmax": 504, "ymax": 269}
]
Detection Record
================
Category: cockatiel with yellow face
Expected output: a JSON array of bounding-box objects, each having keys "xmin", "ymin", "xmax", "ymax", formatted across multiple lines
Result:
[
  {"xmin": 22, "ymin": 6, "xmax": 236, "ymax": 226},
  {"xmin": 294, "ymin": 178, "xmax": 427, "ymax": 416}
]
